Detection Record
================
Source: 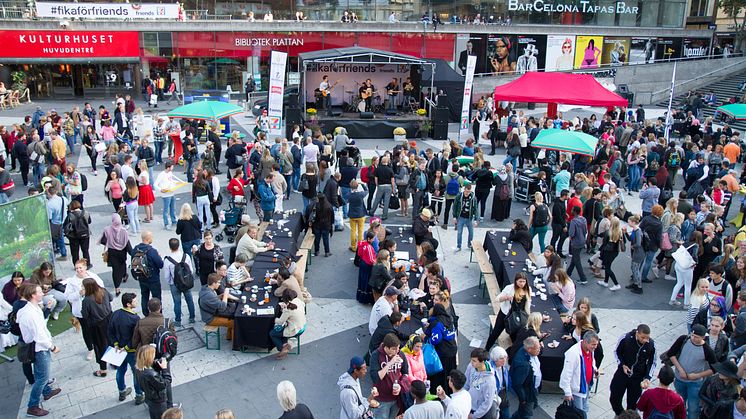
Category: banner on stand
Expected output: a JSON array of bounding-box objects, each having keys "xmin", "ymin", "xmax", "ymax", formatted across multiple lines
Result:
[
  {"xmin": 459, "ymin": 55, "xmax": 477, "ymax": 140},
  {"xmin": 268, "ymin": 51, "xmax": 287, "ymax": 137}
]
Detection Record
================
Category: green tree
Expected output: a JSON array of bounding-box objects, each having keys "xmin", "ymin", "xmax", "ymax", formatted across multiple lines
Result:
[{"xmin": 720, "ymin": 0, "xmax": 746, "ymax": 52}]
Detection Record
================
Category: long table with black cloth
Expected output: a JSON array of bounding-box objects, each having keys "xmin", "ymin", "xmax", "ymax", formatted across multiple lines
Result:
[
  {"xmin": 384, "ymin": 227, "xmax": 427, "ymax": 336},
  {"xmin": 231, "ymin": 212, "xmax": 302, "ymax": 351},
  {"xmin": 483, "ymin": 231, "xmax": 573, "ymax": 382}
]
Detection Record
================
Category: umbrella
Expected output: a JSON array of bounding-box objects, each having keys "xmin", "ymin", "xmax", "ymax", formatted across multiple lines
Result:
[
  {"xmin": 531, "ymin": 129, "xmax": 598, "ymax": 156},
  {"xmin": 167, "ymin": 101, "xmax": 243, "ymax": 121},
  {"xmin": 717, "ymin": 103, "xmax": 746, "ymax": 120}
]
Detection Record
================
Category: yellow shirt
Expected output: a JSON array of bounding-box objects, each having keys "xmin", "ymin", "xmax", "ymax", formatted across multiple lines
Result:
[{"xmin": 51, "ymin": 138, "xmax": 66, "ymax": 160}]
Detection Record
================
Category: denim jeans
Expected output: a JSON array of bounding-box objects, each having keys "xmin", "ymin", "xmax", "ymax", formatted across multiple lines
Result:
[
  {"xmin": 162, "ymin": 196, "xmax": 176, "ymax": 227},
  {"xmin": 502, "ymin": 155, "xmax": 518, "ymax": 173},
  {"xmin": 567, "ymin": 246, "xmax": 586, "ymax": 282},
  {"xmin": 530, "ymin": 224, "xmax": 550, "ymax": 253},
  {"xmin": 640, "ymin": 250, "xmax": 657, "ymax": 282},
  {"xmin": 181, "ymin": 239, "xmax": 200, "ymax": 265},
  {"xmin": 33, "ymin": 162, "xmax": 45, "ymax": 188},
  {"xmin": 154, "ymin": 141, "xmax": 164, "ymax": 164},
  {"xmin": 340, "ymin": 186, "xmax": 351, "ymax": 218},
  {"xmin": 629, "ymin": 165, "xmax": 641, "ymax": 192},
  {"xmin": 196, "ymin": 195, "xmax": 212, "ymax": 228},
  {"xmin": 0, "ymin": 193, "xmax": 8, "ymax": 204},
  {"xmin": 571, "ymin": 396, "xmax": 589, "ymax": 419},
  {"xmin": 456, "ymin": 217, "xmax": 474, "ymax": 249},
  {"xmin": 126, "ymin": 201, "xmax": 140, "ymax": 234},
  {"xmin": 186, "ymin": 158, "xmax": 194, "ymax": 183},
  {"xmin": 291, "ymin": 170, "xmax": 300, "ymax": 191},
  {"xmin": 28, "ymin": 350, "xmax": 52, "ymax": 409},
  {"xmin": 43, "ymin": 289, "xmax": 68, "ymax": 315},
  {"xmin": 116, "ymin": 352, "xmax": 143, "ymax": 396},
  {"xmin": 169, "ymin": 284, "xmax": 195, "ymax": 323},
  {"xmin": 269, "ymin": 326, "xmax": 287, "ymax": 351},
  {"xmin": 52, "ymin": 225, "xmax": 67, "ymax": 257},
  {"xmin": 313, "ymin": 228, "xmax": 330, "ymax": 254},
  {"xmin": 139, "ymin": 281, "xmax": 162, "ymax": 317},
  {"xmin": 373, "ymin": 400, "xmax": 399, "ymax": 419},
  {"xmin": 674, "ymin": 378, "xmax": 703, "ymax": 419}
]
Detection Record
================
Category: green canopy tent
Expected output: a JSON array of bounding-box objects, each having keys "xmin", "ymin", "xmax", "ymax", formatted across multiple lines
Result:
[
  {"xmin": 531, "ymin": 129, "xmax": 598, "ymax": 156},
  {"xmin": 717, "ymin": 103, "xmax": 746, "ymax": 120},
  {"xmin": 166, "ymin": 101, "xmax": 243, "ymax": 121}
]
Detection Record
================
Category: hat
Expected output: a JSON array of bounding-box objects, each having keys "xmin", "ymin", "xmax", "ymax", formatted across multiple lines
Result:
[
  {"xmin": 370, "ymin": 217, "xmax": 381, "ymax": 227},
  {"xmin": 713, "ymin": 361, "xmax": 740, "ymax": 379},
  {"xmin": 421, "ymin": 208, "xmax": 432, "ymax": 219},
  {"xmin": 384, "ymin": 286, "xmax": 401, "ymax": 297},
  {"xmin": 348, "ymin": 356, "xmax": 365, "ymax": 374},
  {"xmin": 691, "ymin": 324, "xmax": 708, "ymax": 337}
]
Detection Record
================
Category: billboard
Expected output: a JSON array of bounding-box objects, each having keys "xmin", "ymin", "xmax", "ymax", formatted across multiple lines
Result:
[
  {"xmin": 0, "ymin": 195, "xmax": 54, "ymax": 279},
  {"xmin": 515, "ymin": 35, "xmax": 547, "ymax": 73},
  {"xmin": 487, "ymin": 35, "xmax": 518, "ymax": 74},
  {"xmin": 601, "ymin": 37, "xmax": 630, "ymax": 66},
  {"xmin": 629, "ymin": 37, "xmax": 657, "ymax": 64},
  {"xmin": 304, "ymin": 63, "xmax": 411, "ymax": 107},
  {"xmin": 546, "ymin": 35, "xmax": 575, "ymax": 72},
  {"xmin": 35, "ymin": 2, "xmax": 180, "ymax": 19},
  {"xmin": 683, "ymin": 38, "xmax": 711, "ymax": 59},
  {"xmin": 574, "ymin": 35, "xmax": 604, "ymax": 69},
  {"xmin": 455, "ymin": 34, "xmax": 488, "ymax": 75},
  {"xmin": 656, "ymin": 37, "xmax": 682, "ymax": 62}
]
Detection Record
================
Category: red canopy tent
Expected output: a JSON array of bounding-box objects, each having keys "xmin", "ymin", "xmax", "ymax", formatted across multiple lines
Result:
[{"xmin": 492, "ymin": 72, "xmax": 628, "ymax": 118}]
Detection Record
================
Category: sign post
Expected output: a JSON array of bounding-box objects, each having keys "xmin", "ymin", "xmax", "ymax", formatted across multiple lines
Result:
[
  {"xmin": 268, "ymin": 51, "xmax": 288, "ymax": 138},
  {"xmin": 459, "ymin": 55, "xmax": 476, "ymax": 143},
  {"xmin": 664, "ymin": 61, "xmax": 677, "ymax": 140}
]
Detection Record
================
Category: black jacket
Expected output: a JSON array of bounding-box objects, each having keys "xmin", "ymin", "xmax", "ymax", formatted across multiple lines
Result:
[
  {"xmin": 472, "ymin": 168, "xmax": 494, "ymax": 192},
  {"xmin": 368, "ymin": 263, "xmax": 392, "ymax": 294},
  {"xmin": 323, "ymin": 177, "xmax": 340, "ymax": 207},
  {"xmin": 137, "ymin": 368, "xmax": 168, "ymax": 404},
  {"xmin": 551, "ymin": 200, "xmax": 567, "ymax": 227},
  {"xmin": 509, "ymin": 227, "xmax": 533, "ymax": 253},
  {"xmin": 224, "ymin": 143, "xmax": 246, "ymax": 169},
  {"xmin": 693, "ymin": 309, "xmax": 734, "ymax": 336},
  {"xmin": 369, "ymin": 315, "xmax": 407, "ymax": 353},
  {"xmin": 408, "ymin": 168, "xmax": 430, "ymax": 192},
  {"xmin": 107, "ymin": 308, "xmax": 140, "ymax": 352},
  {"xmin": 614, "ymin": 329, "xmax": 657, "ymax": 379},
  {"xmin": 425, "ymin": 304, "xmax": 458, "ymax": 358},
  {"xmin": 639, "ymin": 215, "xmax": 663, "ymax": 250},
  {"xmin": 176, "ymin": 216, "xmax": 202, "ymax": 243},
  {"xmin": 412, "ymin": 217, "xmax": 433, "ymax": 245}
]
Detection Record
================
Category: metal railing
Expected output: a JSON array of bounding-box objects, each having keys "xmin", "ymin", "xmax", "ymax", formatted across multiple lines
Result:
[{"xmin": 649, "ymin": 56, "xmax": 746, "ymax": 103}]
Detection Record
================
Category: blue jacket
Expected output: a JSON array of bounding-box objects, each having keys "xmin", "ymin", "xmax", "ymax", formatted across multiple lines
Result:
[
  {"xmin": 347, "ymin": 185, "xmax": 368, "ymax": 219},
  {"xmin": 510, "ymin": 347, "xmax": 538, "ymax": 405},
  {"xmin": 131, "ymin": 243, "xmax": 164, "ymax": 284},
  {"xmin": 258, "ymin": 179, "xmax": 276, "ymax": 211},
  {"xmin": 107, "ymin": 308, "xmax": 140, "ymax": 352}
]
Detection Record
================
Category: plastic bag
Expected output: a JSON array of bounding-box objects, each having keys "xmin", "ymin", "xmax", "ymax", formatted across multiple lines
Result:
[
  {"xmin": 334, "ymin": 206, "xmax": 344, "ymax": 230},
  {"xmin": 422, "ymin": 343, "xmax": 443, "ymax": 375}
]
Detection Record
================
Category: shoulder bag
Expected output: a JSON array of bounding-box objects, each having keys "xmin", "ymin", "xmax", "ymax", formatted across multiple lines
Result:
[{"xmin": 17, "ymin": 340, "xmax": 36, "ymax": 364}]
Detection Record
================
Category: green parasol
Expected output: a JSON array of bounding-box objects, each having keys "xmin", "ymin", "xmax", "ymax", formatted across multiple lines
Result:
[
  {"xmin": 167, "ymin": 101, "xmax": 243, "ymax": 121},
  {"xmin": 717, "ymin": 103, "xmax": 746, "ymax": 120},
  {"xmin": 531, "ymin": 129, "xmax": 598, "ymax": 156}
]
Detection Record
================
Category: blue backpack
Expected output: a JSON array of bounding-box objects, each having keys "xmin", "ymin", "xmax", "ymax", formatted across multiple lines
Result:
[{"xmin": 446, "ymin": 176, "xmax": 460, "ymax": 196}]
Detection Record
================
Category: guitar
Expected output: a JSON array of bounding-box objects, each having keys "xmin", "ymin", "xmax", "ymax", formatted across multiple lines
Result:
[
  {"xmin": 387, "ymin": 88, "xmax": 401, "ymax": 96},
  {"xmin": 361, "ymin": 87, "xmax": 376, "ymax": 100},
  {"xmin": 321, "ymin": 80, "xmax": 340, "ymax": 97}
]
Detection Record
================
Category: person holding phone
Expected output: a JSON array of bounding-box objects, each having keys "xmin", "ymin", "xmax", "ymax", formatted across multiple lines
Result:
[{"xmin": 135, "ymin": 345, "xmax": 169, "ymax": 419}]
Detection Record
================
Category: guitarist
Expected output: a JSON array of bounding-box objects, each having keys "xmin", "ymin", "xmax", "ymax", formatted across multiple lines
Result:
[
  {"xmin": 360, "ymin": 79, "xmax": 375, "ymax": 112},
  {"xmin": 319, "ymin": 75, "xmax": 332, "ymax": 116},
  {"xmin": 385, "ymin": 78, "xmax": 400, "ymax": 111}
]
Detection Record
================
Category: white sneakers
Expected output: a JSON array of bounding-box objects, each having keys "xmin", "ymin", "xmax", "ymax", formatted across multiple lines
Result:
[{"xmin": 609, "ymin": 284, "xmax": 621, "ymax": 291}]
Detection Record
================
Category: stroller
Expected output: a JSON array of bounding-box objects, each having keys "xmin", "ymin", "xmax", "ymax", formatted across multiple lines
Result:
[{"xmin": 215, "ymin": 197, "xmax": 246, "ymax": 243}]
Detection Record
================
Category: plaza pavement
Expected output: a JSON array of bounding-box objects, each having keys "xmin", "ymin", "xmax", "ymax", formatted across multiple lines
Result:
[{"xmin": 0, "ymin": 100, "xmax": 694, "ymax": 418}]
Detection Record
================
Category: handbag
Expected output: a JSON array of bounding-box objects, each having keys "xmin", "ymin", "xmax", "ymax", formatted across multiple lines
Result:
[
  {"xmin": 117, "ymin": 207, "xmax": 128, "ymax": 224},
  {"xmin": 505, "ymin": 301, "xmax": 529, "ymax": 336},
  {"xmin": 102, "ymin": 249, "xmax": 109, "ymax": 263},
  {"xmin": 94, "ymin": 142, "xmax": 106, "ymax": 153},
  {"xmin": 672, "ymin": 244, "xmax": 695, "ymax": 269},
  {"xmin": 660, "ymin": 231, "xmax": 673, "ymax": 251},
  {"xmin": 17, "ymin": 340, "xmax": 36, "ymax": 364},
  {"xmin": 422, "ymin": 343, "xmax": 443, "ymax": 375},
  {"xmin": 555, "ymin": 400, "xmax": 584, "ymax": 419}
]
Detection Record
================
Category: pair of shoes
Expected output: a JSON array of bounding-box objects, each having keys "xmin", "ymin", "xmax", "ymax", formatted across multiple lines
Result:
[
  {"xmin": 558, "ymin": 253, "xmax": 567, "ymax": 259},
  {"xmin": 51, "ymin": 312, "xmax": 59, "ymax": 321},
  {"xmin": 349, "ymin": 247, "xmax": 356, "ymax": 252},
  {"xmin": 26, "ymin": 406, "xmax": 49, "ymax": 417},
  {"xmin": 641, "ymin": 279, "xmax": 653, "ymax": 284},
  {"xmin": 189, "ymin": 318, "xmax": 195, "ymax": 324},
  {"xmin": 164, "ymin": 224, "xmax": 172, "ymax": 230},
  {"xmin": 596, "ymin": 280, "xmax": 608, "ymax": 287},
  {"xmin": 313, "ymin": 252, "xmax": 319, "ymax": 257},
  {"xmin": 86, "ymin": 350, "xmax": 94, "ymax": 361},
  {"xmin": 453, "ymin": 247, "xmax": 462, "ymax": 252},
  {"xmin": 630, "ymin": 286, "xmax": 643, "ymax": 294},
  {"xmin": 56, "ymin": 255, "xmax": 67, "ymax": 261},
  {"xmin": 324, "ymin": 252, "xmax": 332, "ymax": 257},
  {"xmin": 43, "ymin": 388, "xmax": 62, "ymax": 401},
  {"xmin": 441, "ymin": 224, "xmax": 448, "ymax": 230},
  {"xmin": 119, "ymin": 388, "xmax": 132, "ymax": 402},
  {"xmin": 135, "ymin": 394, "xmax": 145, "ymax": 405},
  {"xmin": 578, "ymin": 279, "xmax": 588, "ymax": 285},
  {"xmin": 115, "ymin": 290, "xmax": 121, "ymax": 297},
  {"xmin": 93, "ymin": 371, "xmax": 107, "ymax": 377},
  {"xmin": 665, "ymin": 275, "xmax": 677, "ymax": 281},
  {"xmin": 669, "ymin": 300, "xmax": 682, "ymax": 306},
  {"xmin": 609, "ymin": 284, "xmax": 621, "ymax": 291},
  {"xmin": 625, "ymin": 284, "xmax": 635, "ymax": 289},
  {"xmin": 173, "ymin": 321, "xmax": 182, "ymax": 328}
]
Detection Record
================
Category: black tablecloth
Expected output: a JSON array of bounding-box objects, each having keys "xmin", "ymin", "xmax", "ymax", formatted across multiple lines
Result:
[{"xmin": 483, "ymin": 231, "xmax": 573, "ymax": 381}]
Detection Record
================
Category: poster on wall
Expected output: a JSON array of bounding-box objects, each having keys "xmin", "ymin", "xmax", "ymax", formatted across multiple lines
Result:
[
  {"xmin": 0, "ymin": 195, "xmax": 53, "ymax": 279},
  {"xmin": 656, "ymin": 37, "xmax": 682, "ymax": 62},
  {"xmin": 629, "ymin": 37, "xmax": 657, "ymax": 64},
  {"xmin": 454, "ymin": 34, "xmax": 488, "ymax": 75},
  {"xmin": 514, "ymin": 35, "xmax": 547, "ymax": 73},
  {"xmin": 487, "ymin": 34, "xmax": 518, "ymax": 74},
  {"xmin": 601, "ymin": 37, "xmax": 630, "ymax": 66},
  {"xmin": 683, "ymin": 38, "xmax": 711, "ymax": 60},
  {"xmin": 545, "ymin": 35, "xmax": 575, "ymax": 72},
  {"xmin": 574, "ymin": 35, "xmax": 604, "ymax": 69}
]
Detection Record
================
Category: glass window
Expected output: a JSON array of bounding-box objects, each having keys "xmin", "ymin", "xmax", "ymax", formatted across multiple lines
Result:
[
  {"xmin": 661, "ymin": 0, "xmax": 686, "ymax": 27},
  {"xmin": 640, "ymin": 1, "xmax": 660, "ymax": 27}
]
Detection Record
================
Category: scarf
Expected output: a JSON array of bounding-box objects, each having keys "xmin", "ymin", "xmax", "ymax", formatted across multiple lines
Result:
[
  {"xmin": 497, "ymin": 166, "xmax": 508, "ymax": 182},
  {"xmin": 101, "ymin": 213, "xmax": 129, "ymax": 251}
]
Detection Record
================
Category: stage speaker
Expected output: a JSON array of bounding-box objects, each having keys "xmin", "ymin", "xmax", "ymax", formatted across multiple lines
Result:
[
  {"xmin": 618, "ymin": 84, "xmax": 630, "ymax": 94},
  {"xmin": 287, "ymin": 93, "xmax": 299, "ymax": 107},
  {"xmin": 433, "ymin": 123, "xmax": 448, "ymax": 142},
  {"xmin": 437, "ymin": 94, "xmax": 447, "ymax": 105},
  {"xmin": 285, "ymin": 107, "xmax": 303, "ymax": 139},
  {"xmin": 385, "ymin": 109, "xmax": 398, "ymax": 116},
  {"xmin": 360, "ymin": 111, "xmax": 374, "ymax": 119},
  {"xmin": 433, "ymin": 107, "xmax": 449, "ymax": 124}
]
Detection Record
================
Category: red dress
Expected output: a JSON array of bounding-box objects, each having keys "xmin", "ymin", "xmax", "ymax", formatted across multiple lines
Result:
[{"xmin": 137, "ymin": 173, "xmax": 155, "ymax": 206}]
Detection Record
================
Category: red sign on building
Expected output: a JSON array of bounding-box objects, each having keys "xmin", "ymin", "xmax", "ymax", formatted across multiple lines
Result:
[{"xmin": 0, "ymin": 30, "xmax": 140, "ymax": 58}]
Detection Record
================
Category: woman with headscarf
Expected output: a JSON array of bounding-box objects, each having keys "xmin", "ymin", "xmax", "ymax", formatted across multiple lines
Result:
[
  {"xmin": 99, "ymin": 213, "xmax": 132, "ymax": 296},
  {"xmin": 693, "ymin": 296, "xmax": 734, "ymax": 335},
  {"xmin": 491, "ymin": 165, "xmax": 512, "ymax": 221}
]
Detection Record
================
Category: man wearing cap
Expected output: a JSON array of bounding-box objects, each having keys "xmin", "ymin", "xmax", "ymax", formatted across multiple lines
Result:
[
  {"xmin": 453, "ymin": 183, "xmax": 478, "ymax": 252},
  {"xmin": 338, "ymin": 356, "xmax": 379, "ymax": 419},
  {"xmin": 369, "ymin": 286, "xmax": 400, "ymax": 335},
  {"xmin": 667, "ymin": 324, "xmax": 717, "ymax": 419},
  {"xmin": 412, "ymin": 208, "xmax": 438, "ymax": 250}
]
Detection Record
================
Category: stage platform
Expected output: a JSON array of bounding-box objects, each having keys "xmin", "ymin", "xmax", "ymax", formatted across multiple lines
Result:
[{"xmin": 313, "ymin": 112, "xmax": 420, "ymax": 139}]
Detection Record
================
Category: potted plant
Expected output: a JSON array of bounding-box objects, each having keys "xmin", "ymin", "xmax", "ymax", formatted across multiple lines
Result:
[
  {"xmin": 415, "ymin": 108, "xmax": 427, "ymax": 117},
  {"xmin": 306, "ymin": 107, "xmax": 318, "ymax": 125},
  {"xmin": 418, "ymin": 119, "xmax": 432, "ymax": 139},
  {"xmin": 393, "ymin": 127, "xmax": 407, "ymax": 142},
  {"xmin": 11, "ymin": 71, "xmax": 27, "ymax": 92}
]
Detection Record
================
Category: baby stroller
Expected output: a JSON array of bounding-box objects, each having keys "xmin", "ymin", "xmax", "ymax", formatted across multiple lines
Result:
[
  {"xmin": 343, "ymin": 145, "xmax": 362, "ymax": 167},
  {"xmin": 215, "ymin": 197, "xmax": 246, "ymax": 243}
]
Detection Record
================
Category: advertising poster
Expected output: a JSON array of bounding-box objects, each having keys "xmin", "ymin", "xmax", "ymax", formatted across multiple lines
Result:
[
  {"xmin": 656, "ymin": 37, "xmax": 682, "ymax": 62},
  {"xmin": 514, "ymin": 35, "xmax": 547, "ymax": 73},
  {"xmin": 267, "ymin": 51, "xmax": 287, "ymax": 137},
  {"xmin": 0, "ymin": 195, "xmax": 53, "ymax": 278},
  {"xmin": 601, "ymin": 37, "xmax": 630, "ymax": 66},
  {"xmin": 546, "ymin": 35, "xmax": 575, "ymax": 72},
  {"xmin": 682, "ymin": 38, "xmax": 711, "ymax": 59},
  {"xmin": 454, "ymin": 34, "xmax": 488, "ymax": 75},
  {"xmin": 487, "ymin": 34, "xmax": 518, "ymax": 74},
  {"xmin": 574, "ymin": 35, "xmax": 604, "ymax": 69},
  {"xmin": 460, "ymin": 55, "xmax": 477, "ymax": 139},
  {"xmin": 629, "ymin": 37, "xmax": 657, "ymax": 64}
]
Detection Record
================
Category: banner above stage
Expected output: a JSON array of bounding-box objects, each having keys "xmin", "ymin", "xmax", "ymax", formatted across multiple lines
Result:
[{"xmin": 304, "ymin": 64, "xmax": 412, "ymax": 107}]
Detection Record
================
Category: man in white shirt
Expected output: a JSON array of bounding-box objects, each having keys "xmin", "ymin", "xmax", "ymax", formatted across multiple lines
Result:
[
  {"xmin": 236, "ymin": 224, "xmax": 274, "ymax": 267},
  {"xmin": 403, "ymin": 380, "xmax": 444, "ymax": 419},
  {"xmin": 120, "ymin": 154, "xmax": 135, "ymax": 183},
  {"xmin": 163, "ymin": 238, "xmax": 196, "ymax": 327},
  {"xmin": 153, "ymin": 161, "xmax": 184, "ymax": 230},
  {"xmin": 302, "ymin": 136, "xmax": 319, "ymax": 173},
  {"xmin": 437, "ymin": 370, "xmax": 471, "ymax": 419},
  {"xmin": 368, "ymin": 287, "xmax": 400, "ymax": 335},
  {"xmin": 18, "ymin": 284, "xmax": 62, "ymax": 417}
]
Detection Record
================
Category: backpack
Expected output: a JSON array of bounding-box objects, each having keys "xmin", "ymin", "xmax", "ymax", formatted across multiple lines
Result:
[
  {"xmin": 80, "ymin": 173, "xmax": 88, "ymax": 192},
  {"xmin": 641, "ymin": 229, "xmax": 653, "ymax": 252},
  {"xmin": 8, "ymin": 307, "xmax": 21, "ymax": 336},
  {"xmin": 498, "ymin": 183, "xmax": 510, "ymax": 200},
  {"xmin": 298, "ymin": 175, "xmax": 309, "ymax": 192},
  {"xmin": 446, "ymin": 176, "xmax": 460, "ymax": 196},
  {"xmin": 360, "ymin": 165, "xmax": 371, "ymax": 184},
  {"xmin": 166, "ymin": 254, "xmax": 195, "ymax": 292},
  {"xmin": 152, "ymin": 318, "xmax": 178, "ymax": 361},
  {"xmin": 667, "ymin": 151, "xmax": 681, "ymax": 168},
  {"xmin": 130, "ymin": 248, "xmax": 151, "ymax": 281},
  {"xmin": 618, "ymin": 160, "xmax": 628, "ymax": 178},
  {"xmin": 533, "ymin": 203, "xmax": 549, "ymax": 227},
  {"xmin": 648, "ymin": 407, "xmax": 675, "ymax": 419},
  {"xmin": 64, "ymin": 210, "xmax": 89, "ymax": 239},
  {"xmin": 649, "ymin": 159, "xmax": 660, "ymax": 172}
]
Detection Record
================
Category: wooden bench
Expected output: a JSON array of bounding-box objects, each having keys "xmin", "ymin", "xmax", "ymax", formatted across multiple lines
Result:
[
  {"xmin": 483, "ymin": 272, "xmax": 501, "ymax": 314},
  {"xmin": 294, "ymin": 251, "xmax": 308, "ymax": 289},
  {"xmin": 489, "ymin": 314, "xmax": 497, "ymax": 335},
  {"xmin": 471, "ymin": 241, "xmax": 494, "ymax": 292},
  {"xmin": 299, "ymin": 230, "xmax": 315, "ymax": 267}
]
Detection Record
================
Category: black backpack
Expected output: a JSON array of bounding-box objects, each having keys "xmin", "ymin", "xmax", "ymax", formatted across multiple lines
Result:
[
  {"xmin": 130, "ymin": 247, "xmax": 151, "ymax": 281},
  {"xmin": 80, "ymin": 173, "xmax": 88, "ymax": 191},
  {"xmin": 8, "ymin": 306, "xmax": 21, "ymax": 336},
  {"xmin": 152, "ymin": 318, "xmax": 178, "ymax": 361},
  {"xmin": 64, "ymin": 210, "xmax": 89, "ymax": 239},
  {"xmin": 533, "ymin": 203, "xmax": 549, "ymax": 227},
  {"xmin": 166, "ymin": 254, "xmax": 195, "ymax": 292},
  {"xmin": 641, "ymin": 229, "xmax": 653, "ymax": 252}
]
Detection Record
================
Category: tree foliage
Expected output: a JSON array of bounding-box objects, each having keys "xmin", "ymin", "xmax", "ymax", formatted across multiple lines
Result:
[{"xmin": 719, "ymin": 0, "xmax": 746, "ymax": 51}]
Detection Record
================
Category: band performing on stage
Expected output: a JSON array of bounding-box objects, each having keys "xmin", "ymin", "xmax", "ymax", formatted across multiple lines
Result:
[{"xmin": 315, "ymin": 75, "xmax": 419, "ymax": 115}]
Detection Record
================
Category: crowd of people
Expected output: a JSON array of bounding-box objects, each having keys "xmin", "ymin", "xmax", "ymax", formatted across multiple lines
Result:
[{"xmin": 5, "ymin": 95, "xmax": 746, "ymax": 419}]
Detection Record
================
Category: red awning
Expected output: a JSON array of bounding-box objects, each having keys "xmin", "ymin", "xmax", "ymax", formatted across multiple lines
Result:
[{"xmin": 492, "ymin": 72, "xmax": 628, "ymax": 107}]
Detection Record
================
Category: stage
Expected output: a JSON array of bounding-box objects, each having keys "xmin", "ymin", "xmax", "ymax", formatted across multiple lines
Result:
[{"xmin": 313, "ymin": 112, "xmax": 421, "ymax": 139}]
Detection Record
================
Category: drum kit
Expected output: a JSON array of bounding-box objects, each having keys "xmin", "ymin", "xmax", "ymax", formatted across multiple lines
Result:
[{"xmin": 345, "ymin": 88, "xmax": 383, "ymax": 113}]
